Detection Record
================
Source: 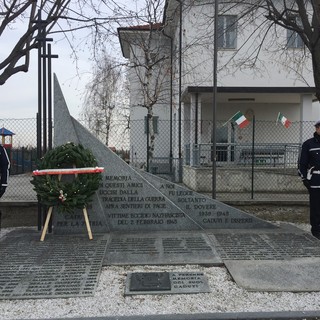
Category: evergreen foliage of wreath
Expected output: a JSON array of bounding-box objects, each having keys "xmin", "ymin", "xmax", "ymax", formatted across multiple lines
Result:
[{"xmin": 31, "ymin": 142, "xmax": 102, "ymax": 213}]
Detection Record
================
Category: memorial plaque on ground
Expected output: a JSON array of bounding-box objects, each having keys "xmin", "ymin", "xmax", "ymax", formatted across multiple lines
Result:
[
  {"xmin": 129, "ymin": 272, "xmax": 171, "ymax": 291},
  {"xmin": 125, "ymin": 272, "xmax": 211, "ymax": 295},
  {"xmin": 53, "ymin": 75, "xmax": 277, "ymax": 234}
]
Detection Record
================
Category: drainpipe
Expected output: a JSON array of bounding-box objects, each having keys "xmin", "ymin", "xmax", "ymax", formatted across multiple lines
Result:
[
  {"xmin": 162, "ymin": 29, "xmax": 174, "ymax": 174},
  {"xmin": 195, "ymin": 92, "xmax": 199, "ymax": 167},
  {"xmin": 195, "ymin": 92, "xmax": 199, "ymax": 144},
  {"xmin": 178, "ymin": 0, "xmax": 183, "ymax": 182}
]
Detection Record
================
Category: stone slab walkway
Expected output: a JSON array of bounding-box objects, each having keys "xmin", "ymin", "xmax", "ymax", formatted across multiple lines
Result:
[{"xmin": 0, "ymin": 229, "xmax": 107, "ymax": 299}]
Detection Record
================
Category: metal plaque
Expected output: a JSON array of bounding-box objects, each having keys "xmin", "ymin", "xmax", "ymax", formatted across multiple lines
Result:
[
  {"xmin": 125, "ymin": 271, "xmax": 210, "ymax": 295},
  {"xmin": 130, "ymin": 272, "xmax": 171, "ymax": 291}
]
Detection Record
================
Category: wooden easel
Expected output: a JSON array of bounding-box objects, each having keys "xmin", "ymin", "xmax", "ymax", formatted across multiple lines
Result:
[
  {"xmin": 40, "ymin": 171, "xmax": 93, "ymax": 242},
  {"xmin": 40, "ymin": 205, "xmax": 93, "ymax": 241}
]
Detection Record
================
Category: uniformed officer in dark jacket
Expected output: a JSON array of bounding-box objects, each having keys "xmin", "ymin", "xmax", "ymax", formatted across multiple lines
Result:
[
  {"xmin": 0, "ymin": 144, "xmax": 10, "ymax": 198},
  {"xmin": 299, "ymin": 120, "xmax": 320, "ymax": 239}
]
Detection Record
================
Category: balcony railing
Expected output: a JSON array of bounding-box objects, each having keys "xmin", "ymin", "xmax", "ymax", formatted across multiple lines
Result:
[{"xmin": 185, "ymin": 143, "xmax": 301, "ymax": 168}]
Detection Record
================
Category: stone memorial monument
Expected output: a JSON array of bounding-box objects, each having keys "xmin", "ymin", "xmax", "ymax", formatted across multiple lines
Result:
[
  {"xmin": 3, "ymin": 74, "xmax": 318, "ymax": 297},
  {"xmin": 53, "ymin": 74, "xmax": 277, "ymax": 234}
]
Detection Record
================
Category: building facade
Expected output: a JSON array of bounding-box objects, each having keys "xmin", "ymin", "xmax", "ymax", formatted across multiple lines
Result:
[{"xmin": 118, "ymin": 0, "xmax": 317, "ymax": 189}]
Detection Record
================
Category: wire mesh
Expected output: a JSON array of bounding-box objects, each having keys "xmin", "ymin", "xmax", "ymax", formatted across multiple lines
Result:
[
  {"xmin": 0, "ymin": 118, "xmax": 313, "ymax": 202},
  {"xmin": 128, "ymin": 119, "xmax": 312, "ymax": 201},
  {"xmin": 0, "ymin": 118, "xmax": 37, "ymax": 201}
]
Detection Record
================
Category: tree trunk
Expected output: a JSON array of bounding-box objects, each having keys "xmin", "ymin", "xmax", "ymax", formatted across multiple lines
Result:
[
  {"xmin": 147, "ymin": 108, "xmax": 155, "ymax": 163},
  {"xmin": 312, "ymin": 41, "xmax": 320, "ymax": 102}
]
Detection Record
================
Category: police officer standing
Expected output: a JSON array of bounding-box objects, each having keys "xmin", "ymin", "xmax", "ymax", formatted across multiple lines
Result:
[
  {"xmin": 0, "ymin": 144, "xmax": 10, "ymax": 199},
  {"xmin": 299, "ymin": 120, "xmax": 320, "ymax": 239}
]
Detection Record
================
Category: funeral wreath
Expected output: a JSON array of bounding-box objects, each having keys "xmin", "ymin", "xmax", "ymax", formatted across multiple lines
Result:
[{"xmin": 31, "ymin": 142, "xmax": 102, "ymax": 213}]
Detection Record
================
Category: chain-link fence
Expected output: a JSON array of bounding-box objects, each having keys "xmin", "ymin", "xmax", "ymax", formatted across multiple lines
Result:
[
  {"xmin": 129, "ymin": 119, "xmax": 313, "ymax": 201},
  {"xmin": 0, "ymin": 118, "xmax": 37, "ymax": 201},
  {"xmin": 0, "ymin": 118, "xmax": 314, "ymax": 202}
]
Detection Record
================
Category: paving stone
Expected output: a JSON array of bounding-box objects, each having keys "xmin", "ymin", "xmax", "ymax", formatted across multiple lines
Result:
[
  {"xmin": 225, "ymin": 258, "xmax": 320, "ymax": 291},
  {"xmin": 104, "ymin": 231, "xmax": 222, "ymax": 266},
  {"xmin": 0, "ymin": 229, "xmax": 107, "ymax": 299}
]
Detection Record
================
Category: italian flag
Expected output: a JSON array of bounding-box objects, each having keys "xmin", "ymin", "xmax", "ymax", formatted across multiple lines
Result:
[
  {"xmin": 231, "ymin": 111, "xmax": 250, "ymax": 128},
  {"xmin": 277, "ymin": 112, "xmax": 291, "ymax": 128}
]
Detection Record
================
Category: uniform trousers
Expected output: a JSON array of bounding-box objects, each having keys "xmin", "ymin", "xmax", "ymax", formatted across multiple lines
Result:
[{"xmin": 309, "ymin": 188, "xmax": 320, "ymax": 236}]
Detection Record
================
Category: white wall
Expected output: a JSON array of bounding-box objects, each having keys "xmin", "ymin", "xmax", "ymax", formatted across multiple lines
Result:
[
  {"xmin": 178, "ymin": 1, "xmax": 314, "ymax": 89},
  {"xmin": 124, "ymin": 0, "xmax": 317, "ymax": 166}
]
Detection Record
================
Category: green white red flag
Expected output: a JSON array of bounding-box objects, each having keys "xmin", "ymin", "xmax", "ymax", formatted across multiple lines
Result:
[
  {"xmin": 228, "ymin": 111, "xmax": 250, "ymax": 128},
  {"xmin": 277, "ymin": 112, "xmax": 291, "ymax": 128}
]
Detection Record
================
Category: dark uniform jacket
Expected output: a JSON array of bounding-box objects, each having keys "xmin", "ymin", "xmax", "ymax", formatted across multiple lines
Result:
[
  {"xmin": 299, "ymin": 132, "xmax": 320, "ymax": 187},
  {"xmin": 0, "ymin": 145, "xmax": 10, "ymax": 187}
]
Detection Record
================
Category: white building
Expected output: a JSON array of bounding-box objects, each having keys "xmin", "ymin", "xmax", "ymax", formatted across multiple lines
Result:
[{"xmin": 118, "ymin": 0, "xmax": 317, "ymax": 189}]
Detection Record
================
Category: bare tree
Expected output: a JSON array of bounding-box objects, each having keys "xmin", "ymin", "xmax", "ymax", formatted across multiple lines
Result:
[
  {"xmin": 198, "ymin": 0, "xmax": 319, "ymax": 97},
  {"xmin": 257, "ymin": 0, "xmax": 320, "ymax": 100},
  {"xmin": 118, "ymin": 0, "xmax": 171, "ymax": 163},
  {"xmin": 0, "ymin": 0, "xmax": 137, "ymax": 85},
  {"xmin": 81, "ymin": 53, "xmax": 129, "ymax": 148}
]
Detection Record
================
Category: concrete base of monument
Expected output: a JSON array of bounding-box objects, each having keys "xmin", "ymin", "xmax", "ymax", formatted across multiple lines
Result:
[
  {"xmin": 101, "ymin": 222, "xmax": 320, "ymax": 292},
  {"xmin": 104, "ymin": 230, "xmax": 223, "ymax": 266},
  {"xmin": 1, "ymin": 224, "xmax": 320, "ymax": 295},
  {"xmin": 103, "ymin": 223, "xmax": 306, "ymax": 266},
  {"xmin": 0, "ymin": 228, "xmax": 107, "ymax": 299},
  {"xmin": 0, "ymin": 203, "xmax": 37, "ymax": 228}
]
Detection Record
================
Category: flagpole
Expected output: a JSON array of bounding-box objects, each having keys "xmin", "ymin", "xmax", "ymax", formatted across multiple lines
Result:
[
  {"xmin": 276, "ymin": 112, "xmax": 280, "ymax": 125},
  {"xmin": 222, "ymin": 112, "xmax": 237, "ymax": 127}
]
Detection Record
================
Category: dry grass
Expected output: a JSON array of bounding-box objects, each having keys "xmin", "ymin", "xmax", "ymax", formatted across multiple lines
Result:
[{"xmin": 236, "ymin": 205, "xmax": 309, "ymax": 224}]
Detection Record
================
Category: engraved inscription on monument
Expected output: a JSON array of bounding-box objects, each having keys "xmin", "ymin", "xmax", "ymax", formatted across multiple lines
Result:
[
  {"xmin": 96, "ymin": 173, "xmax": 189, "ymax": 230},
  {"xmin": 140, "ymin": 171, "xmax": 276, "ymax": 230}
]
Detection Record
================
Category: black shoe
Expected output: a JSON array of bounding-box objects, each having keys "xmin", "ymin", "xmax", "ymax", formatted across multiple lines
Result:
[{"xmin": 312, "ymin": 232, "xmax": 320, "ymax": 240}]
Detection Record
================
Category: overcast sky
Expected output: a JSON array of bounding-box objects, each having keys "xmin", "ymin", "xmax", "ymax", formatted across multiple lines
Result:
[
  {"xmin": 0, "ymin": 0, "xmax": 131, "ymax": 121},
  {"xmin": 0, "ymin": 38, "xmax": 94, "ymax": 120}
]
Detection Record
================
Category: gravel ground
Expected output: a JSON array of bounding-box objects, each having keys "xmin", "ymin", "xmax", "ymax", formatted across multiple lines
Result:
[
  {"xmin": 4, "ymin": 262, "xmax": 320, "ymax": 320},
  {"xmin": 0, "ymin": 221, "xmax": 319, "ymax": 320}
]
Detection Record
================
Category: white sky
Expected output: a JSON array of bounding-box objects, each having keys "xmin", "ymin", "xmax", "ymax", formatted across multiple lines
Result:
[
  {"xmin": 0, "ymin": 0, "xmax": 136, "ymax": 120},
  {"xmin": 0, "ymin": 49, "xmax": 92, "ymax": 120}
]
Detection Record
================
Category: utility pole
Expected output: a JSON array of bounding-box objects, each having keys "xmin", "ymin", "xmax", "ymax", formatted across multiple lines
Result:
[{"xmin": 212, "ymin": 0, "xmax": 219, "ymax": 199}]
